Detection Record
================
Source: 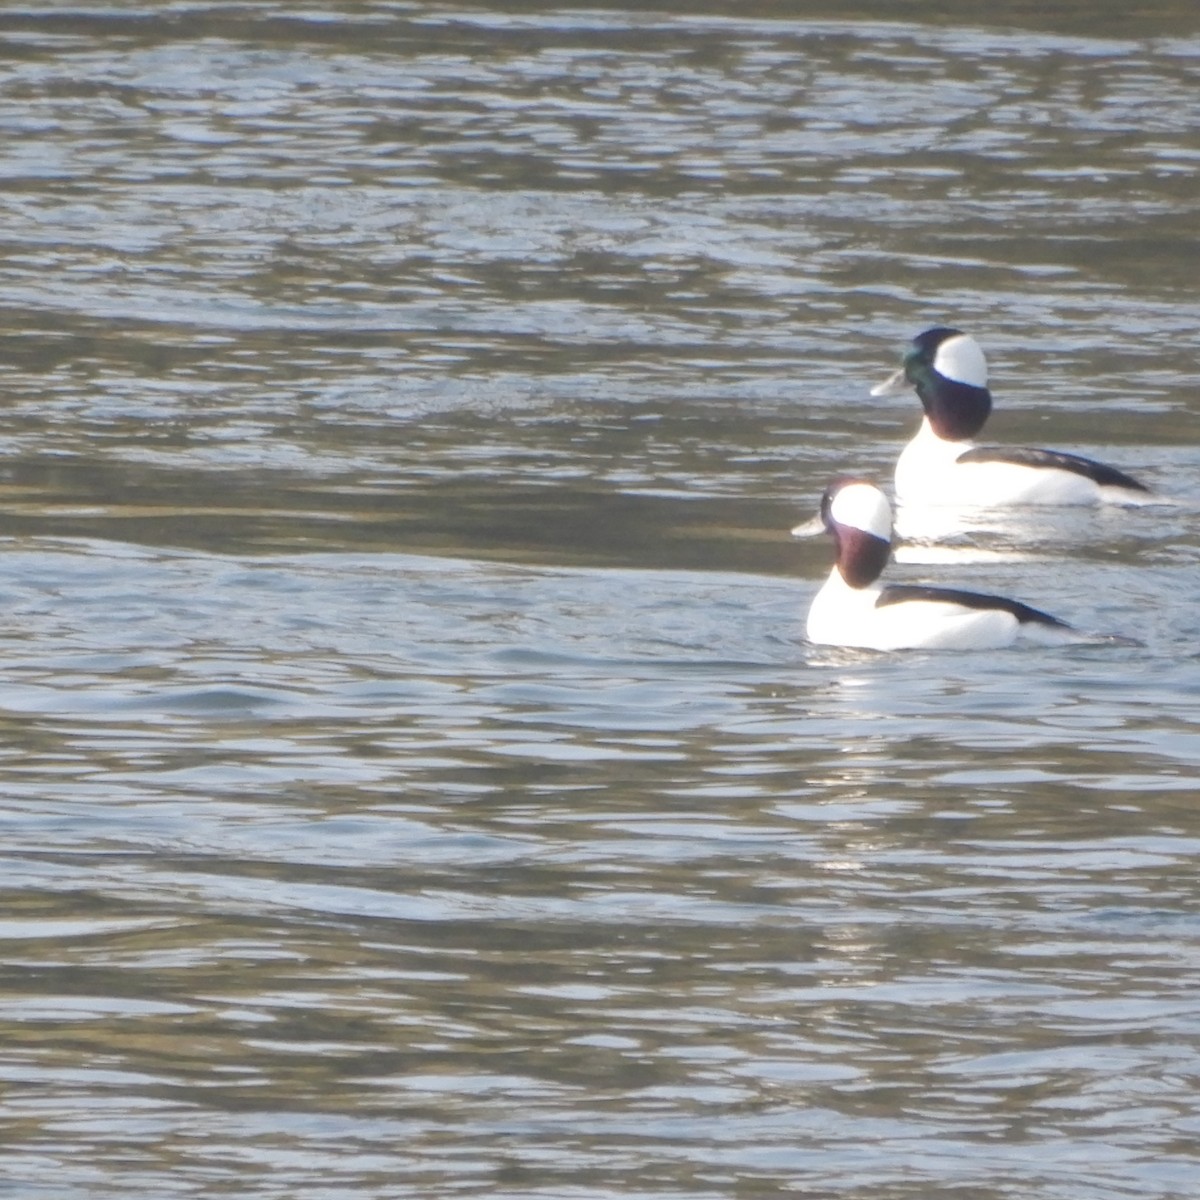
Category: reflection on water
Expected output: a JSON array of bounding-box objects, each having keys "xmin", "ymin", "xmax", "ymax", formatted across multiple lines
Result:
[
  {"xmin": 890, "ymin": 497, "xmax": 1157, "ymax": 553},
  {"xmin": 1, "ymin": 3, "xmax": 1199, "ymax": 1198}
]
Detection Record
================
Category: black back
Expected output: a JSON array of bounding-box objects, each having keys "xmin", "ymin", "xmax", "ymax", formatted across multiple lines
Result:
[
  {"xmin": 876, "ymin": 584, "xmax": 1072, "ymax": 628},
  {"xmin": 956, "ymin": 445, "xmax": 1149, "ymax": 492}
]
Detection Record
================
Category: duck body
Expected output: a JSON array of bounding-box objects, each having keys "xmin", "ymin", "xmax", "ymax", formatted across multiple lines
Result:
[
  {"xmin": 893, "ymin": 418, "xmax": 1149, "ymax": 507},
  {"xmin": 805, "ymin": 565, "xmax": 1072, "ymax": 651},
  {"xmin": 874, "ymin": 328, "xmax": 1153, "ymax": 508},
  {"xmin": 794, "ymin": 478, "xmax": 1118, "ymax": 651}
]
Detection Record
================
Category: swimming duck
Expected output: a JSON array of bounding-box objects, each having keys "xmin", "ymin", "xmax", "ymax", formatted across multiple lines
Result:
[
  {"xmin": 793, "ymin": 477, "xmax": 1127, "ymax": 650},
  {"xmin": 871, "ymin": 327, "xmax": 1152, "ymax": 507}
]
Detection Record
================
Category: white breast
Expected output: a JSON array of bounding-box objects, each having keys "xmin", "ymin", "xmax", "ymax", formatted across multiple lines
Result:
[
  {"xmin": 894, "ymin": 421, "xmax": 973, "ymax": 504},
  {"xmin": 806, "ymin": 570, "xmax": 885, "ymax": 647}
]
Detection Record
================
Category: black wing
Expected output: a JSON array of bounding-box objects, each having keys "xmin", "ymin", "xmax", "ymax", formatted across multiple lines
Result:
[
  {"xmin": 877, "ymin": 584, "xmax": 1072, "ymax": 629},
  {"xmin": 956, "ymin": 445, "xmax": 1148, "ymax": 492}
]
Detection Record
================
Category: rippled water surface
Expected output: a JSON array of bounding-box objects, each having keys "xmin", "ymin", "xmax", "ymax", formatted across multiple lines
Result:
[{"xmin": 2, "ymin": 3, "xmax": 1200, "ymax": 1197}]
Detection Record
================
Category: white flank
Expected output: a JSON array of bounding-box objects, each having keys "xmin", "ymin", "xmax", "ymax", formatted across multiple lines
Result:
[{"xmin": 893, "ymin": 421, "xmax": 1129, "ymax": 508}]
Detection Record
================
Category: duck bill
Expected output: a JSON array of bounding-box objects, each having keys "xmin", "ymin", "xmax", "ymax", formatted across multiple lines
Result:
[
  {"xmin": 790, "ymin": 514, "xmax": 827, "ymax": 538},
  {"xmin": 869, "ymin": 367, "xmax": 909, "ymax": 397}
]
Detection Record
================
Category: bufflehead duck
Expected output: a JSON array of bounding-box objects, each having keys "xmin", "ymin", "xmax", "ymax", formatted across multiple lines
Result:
[
  {"xmin": 793, "ymin": 477, "xmax": 1128, "ymax": 650},
  {"xmin": 872, "ymin": 327, "xmax": 1152, "ymax": 507}
]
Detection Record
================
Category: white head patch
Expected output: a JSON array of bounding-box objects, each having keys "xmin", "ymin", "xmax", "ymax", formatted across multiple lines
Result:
[
  {"xmin": 829, "ymin": 482, "xmax": 893, "ymax": 541},
  {"xmin": 933, "ymin": 333, "xmax": 988, "ymax": 387}
]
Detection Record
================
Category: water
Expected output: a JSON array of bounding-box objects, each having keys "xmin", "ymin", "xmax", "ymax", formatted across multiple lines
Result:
[{"xmin": 1, "ymin": 3, "xmax": 1199, "ymax": 1197}]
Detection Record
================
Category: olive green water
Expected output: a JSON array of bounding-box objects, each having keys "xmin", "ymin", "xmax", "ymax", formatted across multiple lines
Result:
[{"xmin": 1, "ymin": 3, "xmax": 1199, "ymax": 1198}]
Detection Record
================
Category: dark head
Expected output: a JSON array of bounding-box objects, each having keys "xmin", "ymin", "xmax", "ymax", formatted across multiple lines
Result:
[
  {"xmin": 792, "ymin": 477, "xmax": 893, "ymax": 589},
  {"xmin": 872, "ymin": 327, "xmax": 992, "ymax": 441}
]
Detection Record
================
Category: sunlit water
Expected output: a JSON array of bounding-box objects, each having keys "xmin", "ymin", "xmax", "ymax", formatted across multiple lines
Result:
[{"xmin": 1, "ymin": 4, "xmax": 1199, "ymax": 1198}]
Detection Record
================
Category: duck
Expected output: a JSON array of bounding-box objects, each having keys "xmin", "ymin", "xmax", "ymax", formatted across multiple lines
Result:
[
  {"xmin": 871, "ymin": 327, "xmax": 1153, "ymax": 507},
  {"xmin": 793, "ymin": 477, "xmax": 1130, "ymax": 650}
]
